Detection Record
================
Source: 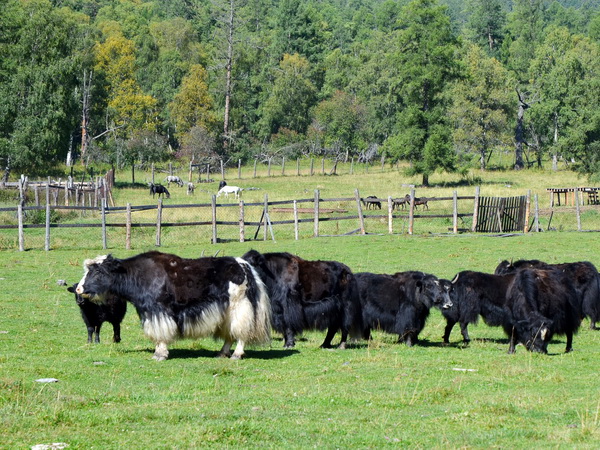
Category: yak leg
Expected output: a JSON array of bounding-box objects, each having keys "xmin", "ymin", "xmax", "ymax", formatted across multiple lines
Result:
[
  {"xmin": 459, "ymin": 322, "xmax": 471, "ymax": 344},
  {"xmin": 337, "ymin": 328, "xmax": 349, "ymax": 350},
  {"xmin": 565, "ymin": 331, "xmax": 574, "ymax": 353},
  {"xmin": 283, "ymin": 328, "xmax": 296, "ymax": 349},
  {"xmin": 507, "ymin": 328, "xmax": 518, "ymax": 354},
  {"xmin": 112, "ymin": 322, "xmax": 121, "ymax": 343},
  {"xmin": 153, "ymin": 342, "xmax": 169, "ymax": 361},
  {"xmin": 94, "ymin": 325, "xmax": 101, "ymax": 343},
  {"xmin": 320, "ymin": 327, "xmax": 338, "ymax": 349},
  {"xmin": 217, "ymin": 340, "xmax": 233, "ymax": 358},
  {"xmin": 442, "ymin": 320, "xmax": 456, "ymax": 344},
  {"xmin": 87, "ymin": 326, "xmax": 94, "ymax": 343},
  {"xmin": 230, "ymin": 340, "xmax": 246, "ymax": 360}
]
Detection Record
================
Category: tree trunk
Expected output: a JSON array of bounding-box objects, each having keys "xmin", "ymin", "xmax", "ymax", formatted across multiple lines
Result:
[
  {"xmin": 514, "ymin": 91, "xmax": 528, "ymax": 170},
  {"xmin": 80, "ymin": 70, "xmax": 92, "ymax": 166},
  {"xmin": 422, "ymin": 173, "xmax": 429, "ymax": 186},
  {"xmin": 222, "ymin": 0, "xmax": 235, "ymax": 152}
]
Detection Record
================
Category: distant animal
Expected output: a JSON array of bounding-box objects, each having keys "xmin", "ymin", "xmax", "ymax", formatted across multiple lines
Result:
[
  {"xmin": 442, "ymin": 271, "xmax": 517, "ymax": 345},
  {"xmin": 165, "ymin": 175, "xmax": 184, "ymax": 187},
  {"xmin": 355, "ymin": 271, "xmax": 453, "ymax": 346},
  {"xmin": 75, "ymin": 251, "xmax": 271, "ymax": 360},
  {"xmin": 392, "ymin": 197, "xmax": 407, "ymax": 210},
  {"xmin": 405, "ymin": 194, "xmax": 429, "ymax": 210},
  {"xmin": 504, "ymin": 267, "xmax": 582, "ymax": 354},
  {"xmin": 217, "ymin": 185, "xmax": 243, "ymax": 199},
  {"xmin": 242, "ymin": 250, "xmax": 363, "ymax": 349},
  {"xmin": 361, "ymin": 196, "xmax": 381, "ymax": 210},
  {"xmin": 149, "ymin": 183, "xmax": 170, "ymax": 199},
  {"xmin": 67, "ymin": 283, "xmax": 127, "ymax": 344},
  {"xmin": 218, "ymin": 180, "xmax": 227, "ymax": 190},
  {"xmin": 187, "ymin": 182, "xmax": 195, "ymax": 195},
  {"xmin": 495, "ymin": 259, "xmax": 600, "ymax": 329}
]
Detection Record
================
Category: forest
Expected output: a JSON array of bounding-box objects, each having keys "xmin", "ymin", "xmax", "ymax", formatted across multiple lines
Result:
[{"xmin": 2, "ymin": 0, "xmax": 600, "ymax": 185}]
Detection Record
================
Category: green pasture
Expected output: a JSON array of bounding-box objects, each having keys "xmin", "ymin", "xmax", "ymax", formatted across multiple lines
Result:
[
  {"xmin": 3, "ymin": 166, "xmax": 600, "ymax": 448},
  {"xmin": 3, "ymin": 232, "xmax": 600, "ymax": 448}
]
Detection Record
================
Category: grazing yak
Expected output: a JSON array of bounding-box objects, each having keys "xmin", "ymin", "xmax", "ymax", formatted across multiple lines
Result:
[
  {"xmin": 242, "ymin": 250, "xmax": 362, "ymax": 349},
  {"xmin": 504, "ymin": 267, "xmax": 582, "ymax": 353},
  {"xmin": 361, "ymin": 196, "xmax": 381, "ymax": 210},
  {"xmin": 149, "ymin": 183, "xmax": 170, "ymax": 199},
  {"xmin": 355, "ymin": 271, "xmax": 453, "ymax": 346},
  {"xmin": 67, "ymin": 283, "xmax": 127, "ymax": 344},
  {"xmin": 75, "ymin": 251, "xmax": 271, "ymax": 360},
  {"xmin": 495, "ymin": 259, "xmax": 600, "ymax": 329},
  {"xmin": 442, "ymin": 271, "xmax": 517, "ymax": 345}
]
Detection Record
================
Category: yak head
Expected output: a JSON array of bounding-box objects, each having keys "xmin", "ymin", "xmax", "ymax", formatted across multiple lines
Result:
[
  {"xmin": 514, "ymin": 314, "xmax": 553, "ymax": 354},
  {"xmin": 75, "ymin": 254, "xmax": 122, "ymax": 304}
]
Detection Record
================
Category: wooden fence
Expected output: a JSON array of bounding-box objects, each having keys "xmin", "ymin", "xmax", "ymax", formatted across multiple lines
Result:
[{"xmin": 0, "ymin": 187, "xmax": 545, "ymax": 251}]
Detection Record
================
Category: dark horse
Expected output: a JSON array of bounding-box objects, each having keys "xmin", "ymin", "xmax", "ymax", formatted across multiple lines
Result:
[{"xmin": 149, "ymin": 183, "xmax": 170, "ymax": 199}]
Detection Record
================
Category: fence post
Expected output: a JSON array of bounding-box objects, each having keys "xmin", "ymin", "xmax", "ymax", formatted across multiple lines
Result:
[
  {"xmin": 45, "ymin": 180, "xmax": 51, "ymax": 251},
  {"xmin": 472, "ymin": 186, "xmax": 480, "ymax": 232},
  {"xmin": 310, "ymin": 159, "xmax": 314, "ymax": 176},
  {"xmin": 220, "ymin": 159, "xmax": 224, "ymax": 180},
  {"xmin": 156, "ymin": 199, "xmax": 163, "ymax": 247},
  {"xmin": 126, "ymin": 203, "xmax": 132, "ymax": 250},
  {"xmin": 101, "ymin": 197, "xmax": 107, "ymax": 250},
  {"xmin": 238, "ymin": 159, "xmax": 242, "ymax": 179},
  {"xmin": 453, "ymin": 191, "xmax": 458, "ymax": 234},
  {"xmin": 293, "ymin": 200, "xmax": 299, "ymax": 240},
  {"xmin": 387, "ymin": 196, "xmax": 393, "ymax": 234},
  {"xmin": 169, "ymin": 162, "xmax": 173, "ymax": 176},
  {"xmin": 268, "ymin": 159, "xmax": 271, "ymax": 177},
  {"xmin": 282, "ymin": 157, "xmax": 285, "ymax": 176},
  {"xmin": 534, "ymin": 194, "xmax": 540, "ymax": 232},
  {"xmin": 211, "ymin": 195, "xmax": 217, "ymax": 244},
  {"xmin": 321, "ymin": 158, "xmax": 325, "ymax": 175},
  {"xmin": 314, "ymin": 189, "xmax": 320, "ymax": 237},
  {"xmin": 350, "ymin": 157, "xmax": 354, "ymax": 175},
  {"xmin": 408, "ymin": 188, "xmax": 415, "ymax": 235},
  {"xmin": 263, "ymin": 194, "xmax": 269, "ymax": 241},
  {"xmin": 151, "ymin": 163, "xmax": 155, "ymax": 183},
  {"xmin": 296, "ymin": 158, "xmax": 300, "ymax": 176},
  {"xmin": 381, "ymin": 155, "xmax": 385, "ymax": 172},
  {"xmin": 576, "ymin": 187, "xmax": 581, "ymax": 231},
  {"xmin": 206, "ymin": 164, "xmax": 210, "ymax": 182},
  {"xmin": 239, "ymin": 200, "xmax": 245, "ymax": 242},
  {"xmin": 253, "ymin": 159, "xmax": 257, "ymax": 178},
  {"xmin": 18, "ymin": 203, "xmax": 24, "ymax": 252},
  {"xmin": 524, "ymin": 190, "xmax": 531, "ymax": 233},
  {"xmin": 355, "ymin": 188, "xmax": 366, "ymax": 235}
]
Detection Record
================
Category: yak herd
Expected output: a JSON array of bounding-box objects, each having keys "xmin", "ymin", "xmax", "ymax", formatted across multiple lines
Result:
[{"xmin": 69, "ymin": 250, "xmax": 600, "ymax": 360}]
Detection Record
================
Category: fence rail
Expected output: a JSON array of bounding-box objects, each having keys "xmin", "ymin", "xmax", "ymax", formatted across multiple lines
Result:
[{"xmin": 3, "ymin": 187, "xmax": 600, "ymax": 251}]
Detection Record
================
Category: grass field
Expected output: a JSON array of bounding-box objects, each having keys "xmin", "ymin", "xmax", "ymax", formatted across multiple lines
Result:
[
  {"xmin": 3, "ymin": 165, "xmax": 600, "ymax": 448},
  {"xmin": 3, "ymin": 232, "xmax": 600, "ymax": 448}
]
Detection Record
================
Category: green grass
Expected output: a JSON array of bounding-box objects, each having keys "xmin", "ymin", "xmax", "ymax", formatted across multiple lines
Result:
[
  {"xmin": 3, "ymin": 233, "xmax": 600, "ymax": 448},
  {"xmin": 3, "ymin": 166, "xmax": 600, "ymax": 447}
]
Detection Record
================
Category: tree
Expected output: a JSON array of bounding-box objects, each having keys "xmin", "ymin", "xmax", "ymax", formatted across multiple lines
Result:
[
  {"xmin": 463, "ymin": 0, "xmax": 506, "ymax": 54},
  {"xmin": 168, "ymin": 64, "xmax": 216, "ymax": 136},
  {"xmin": 94, "ymin": 30, "xmax": 158, "ymax": 142},
  {"xmin": 382, "ymin": 0, "xmax": 461, "ymax": 186},
  {"xmin": 0, "ymin": 0, "xmax": 94, "ymax": 175},
  {"xmin": 449, "ymin": 43, "xmax": 514, "ymax": 170},
  {"xmin": 312, "ymin": 90, "xmax": 367, "ymax": 157},
  {"xmin": 259, "ymin": 53, "xmax": 317, "ymax": 139}
]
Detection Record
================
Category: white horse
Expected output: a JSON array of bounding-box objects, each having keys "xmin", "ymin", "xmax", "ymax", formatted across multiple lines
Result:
[
  {"xmin": 217, "ymin": 185, "xmax": 243, "ymax": 199},
  {"xmin": 165, "ymin": 175, "xmax": 184, "ymax": 187}
]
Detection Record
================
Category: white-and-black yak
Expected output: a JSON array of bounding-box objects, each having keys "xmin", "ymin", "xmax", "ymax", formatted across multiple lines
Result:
[
  {"xmin": 75, "ymin": 251, "xmax": 271, "ymax": 360},
  {"xmin": 242, "ymin": 250, "xmax": 362, "ymax": 349}
]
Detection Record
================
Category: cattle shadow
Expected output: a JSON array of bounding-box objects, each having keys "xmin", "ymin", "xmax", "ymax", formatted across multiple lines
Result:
[{"xmin": 130, "ymin": 347, "xmax": 299, "ymax": 360}]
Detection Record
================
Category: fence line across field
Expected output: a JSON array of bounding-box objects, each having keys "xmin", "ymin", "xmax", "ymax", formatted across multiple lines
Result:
[{"xmin": 0, "ymin": 187, "xmax": 552, "ymax": 251}]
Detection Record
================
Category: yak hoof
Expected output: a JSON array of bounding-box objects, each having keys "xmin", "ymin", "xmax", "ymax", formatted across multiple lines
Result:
[
  {"xmin": 230, "ymin": 353, "xmax": 244, "ymax": 360},
  {"xmin": 153, "ymin": 354, "xmax": 168, "ymax": 361},
  {"xmin": 337, "ymin": 342, "xmax": 347, "ymax": 350}
]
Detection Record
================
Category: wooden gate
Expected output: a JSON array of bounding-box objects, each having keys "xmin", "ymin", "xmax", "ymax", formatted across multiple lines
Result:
[{"xmin": 475, "ymin": 196, "xmax": 527, "ymax": 233}]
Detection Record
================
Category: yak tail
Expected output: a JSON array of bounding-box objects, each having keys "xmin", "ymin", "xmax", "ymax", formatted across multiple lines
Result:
[{"xmin": 238, "ymin": 258, "xmax": 271, "ymax": 345}]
